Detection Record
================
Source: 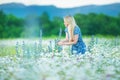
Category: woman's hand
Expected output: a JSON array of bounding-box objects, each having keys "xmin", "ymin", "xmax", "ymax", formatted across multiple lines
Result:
[{"xmin": 57, "ymin": 41, "xmax": 64, "ymax": 46}]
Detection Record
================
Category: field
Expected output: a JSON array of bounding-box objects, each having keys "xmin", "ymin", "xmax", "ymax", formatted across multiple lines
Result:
[{"xmin": 0, "ymin": 37, "xmax": 120, "ymax": 80}]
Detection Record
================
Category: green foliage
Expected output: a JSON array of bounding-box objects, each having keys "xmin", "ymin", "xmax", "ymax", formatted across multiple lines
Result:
[
  {"xmin": 74, "ymin": 13, "xmax": 120, "ymax": 36},
  {"xmin": 39, "ymin": 12, "xmax": 52, "ymax": 36},
  {"xmin": 52, "ymin": 17, "xmax": 65, "ymax": 36},
  {"xmin": 0, "ymin": 10, "xmax": 24, "ymax": 38},
  {"xmin": 0, "ymin": 10, "xmax": 120, "ymax": 39}
]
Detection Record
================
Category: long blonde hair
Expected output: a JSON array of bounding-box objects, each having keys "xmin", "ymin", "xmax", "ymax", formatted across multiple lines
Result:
[{"xmin": 64, "ymin": 15, "xmax": 77, "ymax": 42}]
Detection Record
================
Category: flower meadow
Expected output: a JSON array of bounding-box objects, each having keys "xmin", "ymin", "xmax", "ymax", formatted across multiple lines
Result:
[{"xmin": 0, "ymin": 36, "xmax": 120, "ymax": 80}]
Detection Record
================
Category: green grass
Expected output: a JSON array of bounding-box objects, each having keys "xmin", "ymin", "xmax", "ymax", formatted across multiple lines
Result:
[
  {"xmin": 0, "ymin": 34, "xmax": 119, "ymax": 40},
  {"xmin": 83, "ymin": 34, "xmax": 119, "ymax": 39},
  {"xmin": 0, "ymin": 46, "xmax": 16, "ymax": 57}
]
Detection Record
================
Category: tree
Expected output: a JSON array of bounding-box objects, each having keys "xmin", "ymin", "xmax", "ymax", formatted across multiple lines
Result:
[{"xmin": 39, "ymin": 12, "xmax": 52, "ymax": 36}]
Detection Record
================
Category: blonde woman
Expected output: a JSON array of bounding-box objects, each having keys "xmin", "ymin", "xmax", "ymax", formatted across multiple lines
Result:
[{"xmin": 58, "ymin": 15, "xmax": 86, "ymax": 54}]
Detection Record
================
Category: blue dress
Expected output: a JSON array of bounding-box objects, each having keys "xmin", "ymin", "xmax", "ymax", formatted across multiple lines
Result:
[{"xmin": 65, "ymin": 26, "xmax": 86, "ymax": 54}]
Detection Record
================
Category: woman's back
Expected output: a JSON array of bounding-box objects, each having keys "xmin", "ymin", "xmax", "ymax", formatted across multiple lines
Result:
[{"xmin": 65, "ymin": 26, "xmax": 86, "ymax": 54}]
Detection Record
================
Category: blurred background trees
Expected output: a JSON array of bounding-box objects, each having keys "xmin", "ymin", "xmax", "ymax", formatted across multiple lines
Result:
[{"xmin": 0, "ymin": 10, "xmax": 120, "ymax": 39}]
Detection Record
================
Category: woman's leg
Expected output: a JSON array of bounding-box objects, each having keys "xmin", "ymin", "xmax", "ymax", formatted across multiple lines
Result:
[{"xmin": 81, "ymin": 48, "xmax": 86, "ymax": 54}]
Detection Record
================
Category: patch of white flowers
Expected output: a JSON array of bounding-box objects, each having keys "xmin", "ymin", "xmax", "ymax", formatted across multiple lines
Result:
[{"xmin": 0, "ymin": 38, "xmax": 120, "ymax": 80}]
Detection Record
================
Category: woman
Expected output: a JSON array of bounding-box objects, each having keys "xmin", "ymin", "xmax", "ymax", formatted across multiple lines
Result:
[{"xmin": 58, "ymin": 15, "xmax": 86, "ymax": 54}]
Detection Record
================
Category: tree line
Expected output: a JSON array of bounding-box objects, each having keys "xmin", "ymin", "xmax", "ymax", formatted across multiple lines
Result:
[{"xmin": 0, "ymin": 10, "xmax": 120, "ymax": 38}]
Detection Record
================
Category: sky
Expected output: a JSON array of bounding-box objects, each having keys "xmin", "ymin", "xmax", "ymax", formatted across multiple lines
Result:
[{"xmin": 0, "ymin": 0, "xmax": 120, "ymax": 8}]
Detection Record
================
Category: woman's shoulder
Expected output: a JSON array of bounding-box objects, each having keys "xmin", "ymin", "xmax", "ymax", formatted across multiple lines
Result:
[
  {"xmin": 74, "ymin": 25, "xmax": 81, "ymax": 34},
  {"xmin": 75, "ymin": 25, "xmax": 80, "ymax": 31}
]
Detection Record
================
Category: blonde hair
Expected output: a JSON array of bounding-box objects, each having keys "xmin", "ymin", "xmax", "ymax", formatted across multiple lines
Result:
[{"xmin": 64, "ymin": 15, "xmax": 76, "ymax": 42}]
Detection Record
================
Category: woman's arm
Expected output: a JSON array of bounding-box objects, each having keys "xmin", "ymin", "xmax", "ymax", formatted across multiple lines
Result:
[{"xmin": 63, "ymin": 34, "xmax": 79, "ymax": 45}]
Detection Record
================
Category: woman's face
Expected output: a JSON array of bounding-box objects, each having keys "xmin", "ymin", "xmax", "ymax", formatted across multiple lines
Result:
[{"xmin": 64, "ymin": 19, "xmax": 69, "ymax": 27}]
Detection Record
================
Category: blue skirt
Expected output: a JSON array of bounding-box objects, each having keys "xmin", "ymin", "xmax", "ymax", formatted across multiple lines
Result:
[{"xmin": 71, "ymin": 41, "xmax": 86, "ymax": 54}]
